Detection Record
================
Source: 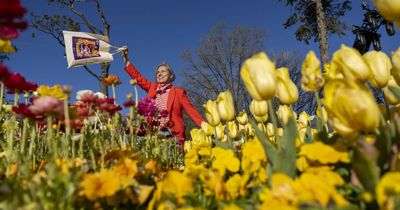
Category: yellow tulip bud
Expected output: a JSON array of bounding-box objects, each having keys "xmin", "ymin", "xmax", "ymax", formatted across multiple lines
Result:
[
  {"xmin": 236, "ymin": 111, "xmax": 249, "ymax": 125},
  {"xmin": 184, "ymin": 141, "xmax": 192, "ymax": 153},
  {"xmin": 297, "ymin": 111, "xmax": 311, "ymax": 127},
  {"xmin": 331, "ymin": 45, "xmax": 370, "ymax": 82},
  {"xmin": 276, "ymin": 105, "xmax": 296, "ymax": 125},
  {"xmin": 391, "ymin": 48, "xmax": 400, "ymax": 85},
  {"xmin": 249, "ymin": 100, "xmax": 268, "ymax": 116},
  {"xmin": 203, "ymin": 100, "xmax": 221, "ymax": 126},
  {"xmin": 240, "ymin": 52, "xmax": 277, "ymax": 100},
  {"xmin": 216, "ymin": 91, "xmax": 235, "ymax": 122},
  {"xmin": 301, "ymin": 51, "xmax": 324, "ymax": 91},
  {"xmin": 323, "ymin": 79, "xmax": 380, "ymax": 136},
  {"xmin": 266, "ymin": 123, "xmax": 274, "ymax": 137},
  {"xmin": 201, "ymin": 121, "xmax": 215, "ymax": 136},
  {"xmin": 276, "ymin": 67, "xmax": 299, "ymax": 104},
  {"xmin": 372, "ymin": 0, "xmax": 400, "ymax": 23},
  {"xmin": 363, "ymin": 51, "xmax": 392, "ymax": 88},
  {"xmin": 383, "ymin": 77, "xmax": 400, "ymax": 105},
  {"xmin": 190, "ymin": 128, "xmax": 209, "ymax": 147},
  {"xmin": 316, "ymin": 106, "xmax": 328, "ymax": 125},
  {"xmin": 257, "ymin": 123, "xmax": 267, "ymax": 133},
  {"xmin": 227, "ymin": 121, "xmax": 238, "ymax": 139},
  {"xmin": 215, "ymin": 123, "xmax": 226, "ymax": 140},
  {"xmin": 253, "ymin": 114, "xmax": 268, "ymax": 123}
]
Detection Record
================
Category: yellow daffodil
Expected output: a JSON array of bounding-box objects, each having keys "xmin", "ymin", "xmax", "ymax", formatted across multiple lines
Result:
[
  {"xmin": 162, "ymin": 170, "xmax": 194, "ymax": 204},
  {"xmin": 372, "ymin": 0, "xmax": 400, "ymax": 24},
  {"xmin": 217, "ymin": 91, "xmax": 235, "ymax": 122},
  {"xmin": 227, "ymin": 121, "xmax": 238, "ymax": 139},
  {"xmin": 203, "ymin": 100, "xmax": 221, "ymax": 126},
  {"xmin": 240, "ymin": 52, "xmax": 277, "ymax": 100},
  {"xmin": 330, "ymin": 44, "xmax": 370, "ymax": 82},
  {"xmin": 0, "ymin": 38, "xmax": 15, "ymax": 53},
  {"xmin": 236, "ymin": 111, "xmax": 249, "ymax": 125},
  {"xmin": 363, "ymin": 50, "xmax": 392, "ymax": 88},
  {"xmin": 391, "ymin": 48, "xmax": 400, "ymax": 85},
  {"xmin": 301, "ymin": 50, "xmax": 324, "ymax": 91},
  {"xmin": 211, "ymin": 147, "xmax": 240, "ymax": 175},
  {"xmin": 36, "ymin": 85, "xmax": 66, "ymax": 100},
  {"xmin": 323, "ymin": 79, "xmax": 380, "ymax": 136},
  {"xmin": 376, "ymin": 172, "xmax": 400, "ymax": 209},
  {"xmin": 276, "ymin": 67, "xmax": 299, "ymax": 105}
]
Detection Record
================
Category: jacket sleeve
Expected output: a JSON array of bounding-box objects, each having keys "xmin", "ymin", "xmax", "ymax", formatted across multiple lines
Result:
[
  {"xmin": 180, "ymin": 89, "xmax": 205, "ymax": 127},
  {"xmin": 124, "ymin": 62, "xmax": 151, "ymax": 92}
]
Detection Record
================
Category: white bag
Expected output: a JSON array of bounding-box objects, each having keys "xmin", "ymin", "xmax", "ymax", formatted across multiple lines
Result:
[{"xmin": 63, "ymin": 31, "xmax": 115, "ymax": 69}]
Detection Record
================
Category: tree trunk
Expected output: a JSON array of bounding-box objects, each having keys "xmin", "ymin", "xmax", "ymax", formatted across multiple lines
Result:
[
  {"xmin": 100, "ymin": 63, "xmax": 109, "ymax": 96},
  {"xmin": 314, "ymin": 0, "xmax": 329, "ymax": 67}
]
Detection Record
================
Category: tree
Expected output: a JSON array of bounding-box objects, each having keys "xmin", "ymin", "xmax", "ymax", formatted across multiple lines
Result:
[
  {"xmin": 181, "ymin": 22, "xmax": 268, "ymax": 115},
  {"xmin": 279, "ymin": 0, "xmax": 352, "ymax": 65},
  {"xmin": 31, "ymin": 0, "xmax": 111, "ymax": 95}
]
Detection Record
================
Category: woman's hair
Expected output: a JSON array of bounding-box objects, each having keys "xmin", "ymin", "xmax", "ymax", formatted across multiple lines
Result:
[{"xmin": 155, "ymin": 63, "xmax": 175, "ymax": 82}]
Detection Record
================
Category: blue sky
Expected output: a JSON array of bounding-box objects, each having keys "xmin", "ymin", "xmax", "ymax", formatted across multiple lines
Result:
[{"xmin": 5, "ymin": 0, "xmax": 400, "ymax": 106}]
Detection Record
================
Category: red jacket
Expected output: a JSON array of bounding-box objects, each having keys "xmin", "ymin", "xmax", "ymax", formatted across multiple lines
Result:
[{"xmin": 124, "ymin": 63, "xmax": 204, "ymax": 140}]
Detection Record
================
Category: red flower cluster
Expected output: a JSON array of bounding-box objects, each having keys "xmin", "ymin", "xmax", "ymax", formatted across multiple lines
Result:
[
  {"xmin": 0, "ymin": 0, "xmax": 27, "ymax": 40},
  {"xmin": 98, "ymin": 98, "xmax": 122, "ymax": 115},
  {"xmin": 0, "ymin": 65, "xmax": 37, "ymax": 93}
]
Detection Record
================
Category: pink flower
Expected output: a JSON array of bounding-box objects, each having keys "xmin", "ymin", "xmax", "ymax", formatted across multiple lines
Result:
[
  {"xmin": 98, "ymin": 98, "xmax": 121, "ymax": 115},
  {"xmin": 29, "ymin": 96, "xmax": 64, "ymax": 117},
  {"xmin": 137, "ymin": 98, "xmax": 158, "ymax": 117},
  {"xmin": 12, "ymin": 103, "xmax": 44, "ymax": 120}
]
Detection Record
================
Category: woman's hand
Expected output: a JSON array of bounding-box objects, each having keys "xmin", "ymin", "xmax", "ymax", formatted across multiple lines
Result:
[{"xmin": 122, "ymin": 47, "xmax": 130, "ymax": 66}]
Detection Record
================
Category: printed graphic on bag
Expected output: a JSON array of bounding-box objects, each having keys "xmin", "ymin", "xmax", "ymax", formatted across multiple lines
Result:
[{"xmin": 72, "ymin": 37, "xmax": 100, "ymax": 60}]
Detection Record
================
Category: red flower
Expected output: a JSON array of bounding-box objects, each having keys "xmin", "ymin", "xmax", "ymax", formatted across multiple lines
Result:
[
  {"xmin": 3, "ymin": 72, "xmax": 37, "ymax": 93},
  {"xmin": 12, "ymin": 103, "xmax": 44, "ymax": 120},
  {"xmin": 0, "ymin": 64, "xmax": 11, "ymax": 81},
  {"xmin": 123, "ymin": 99, "xmax": 135, "ymax": 108},
  {"xmin": 0, "ymin": 0, "xmax": 27, "ymax": 40},
  {"xmin": 98, "ymin": 98, "xmax": 122, "ymax": 115}
]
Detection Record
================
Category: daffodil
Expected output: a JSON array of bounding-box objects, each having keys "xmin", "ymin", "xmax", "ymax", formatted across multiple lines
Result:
[
  {"xmin": 240, "ymin": 52, "xmax": 277, "ymax": 100},
  {"xmin": 217, "ymin": 91, "xmax": 235, "ymax": 122},
  {"xmin": 301, "ymin": 50, "xmax": 324, "ymax": 91},
  {"xmin": 276, "ymin": 67, "xmax": 299, "ymax": 104},
  {"xmin": 203, "ymin": 100, "xmax": 221, "ymax": 126},
  {"xmin": 363, "ymin": 50, "xmax": 392, "ymax": 88},
  {"xmin": 323, "ymin": 79, "xmax": 380, "ymax": 136}
]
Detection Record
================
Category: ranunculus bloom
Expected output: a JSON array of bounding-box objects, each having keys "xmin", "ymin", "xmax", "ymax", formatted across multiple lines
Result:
[
  {"xmin": 203, "ymin": 100, "xmax": 221, "ymax": 126},
  {"xmin": 4, "ymin": 72, "xmax": 37, "ymax": 93},
  {"xmin": 240, "ymin": 52, "xmax": 277, "ymax": 101},
  {"xmin": 330, "ymin": 44, "xmax": 370, "ymax": 82},
  {"xmin": 0, "ymin": 0, "xmax": 27, "ymax": 40},
  {"xmin": 98, "ymin": 98, "xmax": 122, "ymax": 115},
  {"xmin": 301, "ymin": 50, "xmax": 324, "ymax": 91},
  {"xmin": 137, "ymin": 98, "xmax": 158, "ymax": 117},
  {"xmin": 103, "ymin": 75, "xmax": 121, "ymax": 86},
  {"xmin": 323, "ymin": 79, "xmax": 380, "ymax": 136},
  {"xmin": 36, "ymin": 85, "xmax": 66, "ymax": 100},
  {"xmin": 276, "ymin": 67, "xmax": 299, "ymax": 105},
  {"xmin": 0, "ymin": 64, "xmax": 11, "ymax": 81},
  {"xmin": 29, "ymin": 96, "xmax": 64, "ymax": 117},
  {"xmin": 363, "ymin": 50, "xmax": 392, "ymax": 88},
  {"xmin": 216, "ymin": 91, "xmax": 235, "ymax": 122},
  {"xmin": 0, "ymin": 38, "xmax": 15, "ymax": 53},
  {"xmin": 76, "ymin": 90, "xmax": 101, "ymax": 104},
  {"xmin": 123, "ymin": 99, "xmax": 135, "ymax": 107},
  {"xmin": 12, "ymin": 103, "xmax": 44, "ymax": 120}
]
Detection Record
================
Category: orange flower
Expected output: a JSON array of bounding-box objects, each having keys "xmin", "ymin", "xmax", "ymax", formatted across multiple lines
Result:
[{"xmin": 103, "ymin": 75, "xmax": 121, "ymax": 86}]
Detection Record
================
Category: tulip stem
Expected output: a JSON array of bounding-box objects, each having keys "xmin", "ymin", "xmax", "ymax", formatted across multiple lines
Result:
[
  {"xmin": 0, "ymin": 82, "xmax": 3, "ymax": 111},
  {"xmin": 382, "ymin": 91, "xmax": 391, "ymax": 120},
  {"xmin": 268, "ymin": 100, "xmax": 280, "ymax": 144},
  {"xmin": 314, "ymin": 91, "xmax": 326, "ymax": 130}
]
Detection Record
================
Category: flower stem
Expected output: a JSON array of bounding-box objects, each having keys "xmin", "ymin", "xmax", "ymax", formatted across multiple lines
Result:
[
  {"xmin": 112, "ymin": 84, "xmax": 116, "ymax": 102},
  {"xmin": 268, "ymin": 100, "xmax": 280, "ymax": 144}
]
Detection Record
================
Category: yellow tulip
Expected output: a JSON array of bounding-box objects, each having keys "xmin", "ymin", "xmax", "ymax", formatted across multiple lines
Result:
[
  {"xmin": 391, "ymin": 48, "xmax": 400, "ymax": 85},
  {"xmin": 363, "ymin": 51, "xmax": 392, "ymax": 88},
  {"xmin": 266, "ymin": 123, "xmax": 274, "ymax": 137},
  {"xmin": 190, "ymin": 128, "xmax": 209, "ymax": 147},
  {"xmin": 276, "ymin": 67, "xmax": 299, "ymax": 104},
  {"xmin": 253, "ymin": 114, "xmax": 268, "ymax": 123},
  {"xmin": 215, "ymin": 123, "xmax": 226, "ymax": 140},
  {"xmin": 236, "ymin": 111, "xmax": 249, "ymax": 125},
  {"xmin": 276, "ymin": 105, "xmax": 296, "ymax": 125},
  {"xmin": 372, "ymin": 0, "xmax": 400, "ymax": 23},
  {"xmin": 217, "ymin": 91, "xmax": 235, "ymax": 122},
  {"xmin": 383, "ymin": 77, "xmax": 400, "ymax": 105},
  {"xmin": 297, "ymin": 111, "xmax": 312, "ymax": 127},
  {"xmin": 249, "ymin": 99, "xmax": 268, "ymax": 117},
  {"xmin": 323, "ymin": 79, "xmax": 380, "ymax": 136},
  {"xmin": 201, "ymin": 121, "xmax": 215, "ymax": 136},
  {"xmin": 257, "ymin": 123, "xmax": 267, "ymax": 133},
  {"xmin": 301, "ymin": 51, "xmax": 324, "ymax": 91},
  {"xmin": 0, "ymin": 38, "xmax": 15, "ymax": 53},
  {"xmin": 203, "ymin": 100, "xmax": 221, "ymax": 126},
  {"xmin": 240, "ymin": 52, "xmax": 277, "ymax": 100},
  {"xmin": 228, "ymin": 121, "xmax": 238, "ymax": 139},
  {"xmin": 331, "ymin": 45, "xmax": 370, "ymax": 82}
]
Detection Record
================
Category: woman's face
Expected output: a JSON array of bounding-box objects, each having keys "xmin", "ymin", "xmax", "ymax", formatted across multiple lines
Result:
[{"xmin": 156, "ymin": 66, "xmax": 172, "ymax": 84}]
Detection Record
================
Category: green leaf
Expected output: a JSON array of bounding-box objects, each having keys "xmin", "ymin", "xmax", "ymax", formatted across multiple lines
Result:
[
  {"xmin": 388, "ymin": 85, "xmax": 400, "ymax": 101},
  {"xmin": 352, "ymin": 147, "xmax": 380, "ymax": 194},
  {"xmin": 249, "ymin": 119, "xmax": 277, "ymax": 167},
  {"xmin": 212, "ymin": 138, "xmax": 234, "ymax": 151},
  {"xmin": 275, "ymin": 117, "xmax": 297, "ymax": 178}
]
